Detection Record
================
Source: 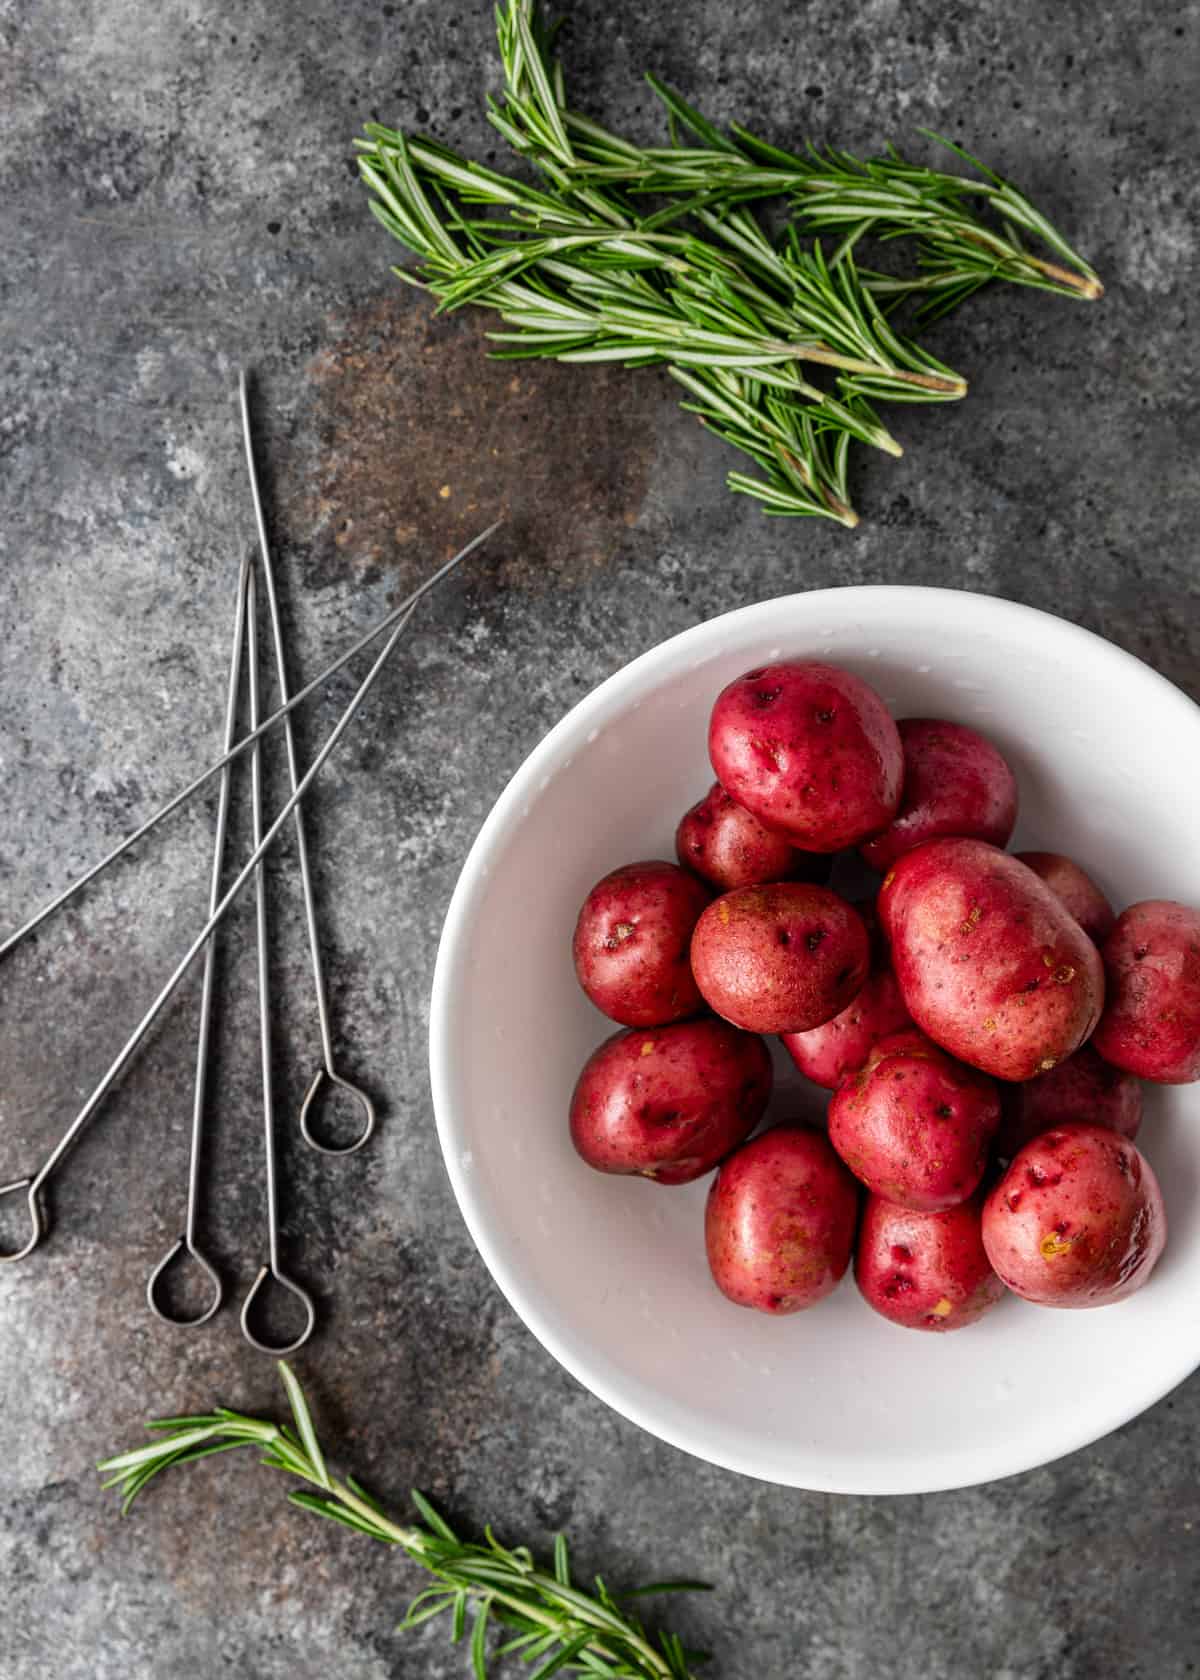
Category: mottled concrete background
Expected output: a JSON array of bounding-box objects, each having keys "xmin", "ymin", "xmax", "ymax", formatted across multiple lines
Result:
[{"xmin": 2, "ymin": 1, "xmax": 1199, "ymax": 1676}]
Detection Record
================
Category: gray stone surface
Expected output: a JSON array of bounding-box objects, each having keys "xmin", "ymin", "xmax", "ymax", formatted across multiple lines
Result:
[{"xmin": 2, "ymin": 1, "xmax": 1199, "ymax": 1675}]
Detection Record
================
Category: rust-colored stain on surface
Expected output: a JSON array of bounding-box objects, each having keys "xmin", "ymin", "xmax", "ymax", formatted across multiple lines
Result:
[{"xmin": 298, "ymin": 290, "xmax": 671, "ymax": 592}]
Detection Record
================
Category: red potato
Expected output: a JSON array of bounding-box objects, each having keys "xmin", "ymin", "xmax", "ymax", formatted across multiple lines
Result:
[
  {"xmin": 782, "ymin": 964, "xmax": 912, "ymax": 1090},
  {"xmin": 705, "ymin": 1126, "xmax": 859, "ymax": 1313},
  {"xmin": 996, "ymin": 1044, "xmax": 1142, "ymax": 1159},
  {"xmin": 1017, "ymin": 851, "xmax": 1115, "ymax": 945},
  {"xmin": 572, "ymin": 861, "xmax": 711, "ymax": 1028},
  {"xmin": 878, "ymin": 838, "xmax": 1105, "ymax": 1082},
  {"xmin": 828, "ymin": 1029, "xmax": 1001, "ymax": 1211},
  {"xmin": 569, "ymin": 1018, "xmax": 772, "ymax": 1184},
  {"xmin": 690, "ymin": 883, "xmax": 870, "ymax": 1034},
  {"xmin": 855, "ymin": 1192, "xmax": 1005, "ymax": 1332},
  {"xmin": 860, "ymin": 718, "xmax": 1018, "ymax": 873},
  {"xmin": 1092, "ymin": 900, "xmax": 1200, "ymax": 1083},
  {"xmin": 675, "ymin": 782, "xmax": 830, "ymax": 892},
  {"xmin": 708, "ymin": 661, "xmax": 903, "ymax": 851},
  {"xmin": 982, "ymin": 1123, "xmax": 1166, "ymax": 1307}
]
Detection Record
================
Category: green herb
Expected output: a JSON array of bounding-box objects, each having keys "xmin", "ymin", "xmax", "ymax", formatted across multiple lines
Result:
[
  {"xmin": 354, "ymin": 0, "xmax": 1101, "ymax": 525},
  {"xmin": 494, "ymin": 29, "xmax": 1101, "ymax": 321},
  {"xmin": 355, "ymin": 131, "xmax": 959, "ymax": 527},
  {"xmin": 98, "ymin": 1363, "xmax": 710, "ymax": 1680}
]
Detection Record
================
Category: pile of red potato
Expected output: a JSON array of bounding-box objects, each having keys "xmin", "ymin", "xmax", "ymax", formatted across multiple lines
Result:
[{"xmin": 568, "ymin": 660, "xmax": 1200, "ymax": 1330}]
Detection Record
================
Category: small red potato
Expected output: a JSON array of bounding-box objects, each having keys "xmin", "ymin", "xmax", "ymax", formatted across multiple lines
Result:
[
  {"xmin": 1092, "ymin": 900, "xmax": 1200, "ymax": 1083},
  {"xmin": 708, "ymin": 660, "xmax": 903, "ymax": 851},
  {"xmin": 828, "ymin": 1029, "xmax": 1000, "ymax": 1211},
  {"xmin": 569, "ymin": 1018, "xmax": 772, "ymax": 1184},
  {"xmin": 572, "ymin": 860, "xmax": 711, "ymax": 1028},
  {"xmin": 996, "ymin": 1045, "xmax": 1142, "ymax": 1160},
  {"xmin": 878, "ymin": 838, "xmax": 1105, "ymax": 1082},
  {"xmin": 861, "ymin": 718, "xmax": 1018, "ymax": 873},
  {"xmin": 982, "ymin": 1123, "xmax": 1166, "ymax": 1307},
  {"xmin": 705, "ymin": 1126, "xmax": 859, "ymax": 1313},
  {"xmin": 1017, "ymin": 851, "xmax": 1115, "ymax": 945},
  {"xmin": 782, "ymin": 964, "xmax": 912, "ymax": 1090},
  {"xmin": 690, "ymin": 883, "xmax": 869, "ymax": 1034},
  {"xmin": 675, "ymin": 782, "xmax": 830, "ymax": 892},
  {"xmin": 855, "ymin": 1192, "xmax": 1005, "ymax": 1331}
]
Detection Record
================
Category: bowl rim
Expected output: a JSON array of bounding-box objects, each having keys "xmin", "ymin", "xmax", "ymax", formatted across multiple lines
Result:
[{"xmin": 429, "ymin": 584, "xmax": 1200, "ymax": 1493}]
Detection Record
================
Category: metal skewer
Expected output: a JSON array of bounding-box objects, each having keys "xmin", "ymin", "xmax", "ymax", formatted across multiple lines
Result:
[
  {"xmin": 239, "ymin": 563, "xmax": 315, "ymax": 1355},
  {"xmin": 0, "ymin": 520, "xmax": 500, "ymax": 965},
  {"xmin": 0, "ymin": 579, "xmax": 429, "ymax": 1262},
  {"xmin": 146, "ymin": 555, "xmax": 251, "ymax": 1327},
  {"xmin": 238, "ymin": 370, "xmax": 374, "ymax": 1157}
]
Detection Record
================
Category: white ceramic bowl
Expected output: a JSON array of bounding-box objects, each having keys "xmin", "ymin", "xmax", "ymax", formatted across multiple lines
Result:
[{"xmin": 430, "ymin": 586, "xmax": 1200, "ymax": 1493}]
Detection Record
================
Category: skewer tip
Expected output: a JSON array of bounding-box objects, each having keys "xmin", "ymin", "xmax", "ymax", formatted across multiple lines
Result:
[{"xmin": 443, "ymin": 516, "xmax": 506, "ymax": 574}]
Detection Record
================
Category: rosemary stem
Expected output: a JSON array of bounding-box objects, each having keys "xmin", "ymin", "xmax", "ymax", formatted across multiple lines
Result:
[
  {"xmin": 326, "ymin": 1476, "xmax": 677, "ymax": 1678},
  {"xmin": 327, "ymin": 1475, "xmax": 423, "ymax": 1549},
  {"xmin": 795, "ymin": 347, "xmax": 966, "ymax": 392},
  {"xmin": 1028, "ymin": 255, "xmax": 1105, "ymax": 298}
]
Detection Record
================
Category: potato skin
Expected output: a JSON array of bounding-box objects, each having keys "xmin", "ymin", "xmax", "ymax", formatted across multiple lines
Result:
[
  {"xmin": 675, "ymin": 782, "xmax": 830, "ymax": 892},
  {"xmin": 878, "ymin": 838, "xmax": 1105, "ymax": 1082},
  {"xmin": 860, "ymin": 718, "xmax": 1018, "ymax": 873},
  {"xmin": 705, "ymin": 1126, "xmax": 859, "ymax": 1313},
  {"xmin": 1017, "ymin": 851, "xmax": 1115, "ymax": 945},
  {"xmin": 708, "ymin": 661, "xmax": 903, "ymax": 851},
  {"xmin": 981, "ymin": 1123, "xmax": 1166, "ymax": 1307},
  {"xmin": 569, "ymin": 1019, "xmax": 772, "ymax": 1184},
  {"xmin": 1092, "ymin": 900, "xmax": 1200, "ymax": 1083},
  {"xmin": 572, "ymin": 860, "xmax": 711, "ymax": 1028},
  {"xmin": 690, "ymin": 883, "xmax": 870, "ymax": 1034},
  {"xmin": 828, "ymin": 1029, "xmax": 1000, "ymax": 1211},
  {"xmin": 855, "ymin": 1193, "xmax": 1005, "ymax": 1331},
  {"xmin": 996, "ymin": 1045, "xmax": 1142, "ymax": 1159},
  {"xmin": 782, "ymin": 964, "xmax": 912, "ymax": 1090}
]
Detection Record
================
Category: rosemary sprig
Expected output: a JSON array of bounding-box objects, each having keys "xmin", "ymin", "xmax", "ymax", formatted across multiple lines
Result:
[
  {"xmin": 640, "ymin": 89, "xmax": 1102, "ymax": 322},
  {"xmin": 98, "ymin": 1363, "xmax": 710, "ymax": 1680},
  {"xmin": 355, "ymin": 0, "xmax": 982, "ymax": 526},
  {"xmin": 355, "ymin": 133, "xmax": 896, "ymax": 523},
  {"xmin": 353, "ymin": 0, "xmax": 1101, "ymax": 524},
  {"xmin": 355, "ymin": 128, "xmax": 966, "ymax": 405},
  {"xmin": 353, "ymin": 137, "xmax": 963, "ymax": 521},
  {"xmin": 492, "ymin": 6, "xmax": 1101, "ymax": 319}
]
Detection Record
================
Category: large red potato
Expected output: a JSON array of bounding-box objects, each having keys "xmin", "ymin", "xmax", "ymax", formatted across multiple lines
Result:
[
  {"xmin": 569, "ymin": 1019, "xmax": 772, "ymax": 1184},
  {"xmin": 705, "ymin": 1126, "xmax": 859, "ymax": 1313},
  {"xmin": 878, "ymin": 838, "xmax": 1105, "ymax": 1082},
  {"xmin": 996, "ymin": 1044, "xmax": 1142, "ymax": 1160},
  {"xmin": 690, "ymin": 883, "xmax": 870, "ymax": 1034},
  {"xmin": 1017, "ymin": 851, "xmax": 1115, "ymax": 945},
  {"xmin": 855, "ymin": 1192, "xmax": 1005, "ymax": 1332},
  {"xmin": 828, "ymin": 1029, "xmax": 1000, "ymax": 1211},
  {"xmin": 860, "ymin": 718, "xmax": 1018, "ymax": 873},
  {"xmin": 782, "ymin": 964, "xmax": 912, "ymax": 1090},
  {"xmin": 708, "ymin": 660, "xmax": 903, "ymax": 851},
  {"xmin": 675, "ymin": 782, "xmax": 830, "ymax": 892},
  {"xmin": 572, "ymin": 860, "xmax": 711, "ymax": 1027},
  {"xmin": 982, "ymin": 1123, "xmax": 1166, "ymax": 1307},
  {"xmin": 1092, "ymin": 900, "xmax": 1200, "ymax": 1083}
]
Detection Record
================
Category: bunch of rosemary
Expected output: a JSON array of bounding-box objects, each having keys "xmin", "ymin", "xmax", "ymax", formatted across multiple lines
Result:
[
  {"xmin": 99, "ymin": 1363, "xmax": 709, "ymax": 1680},
  {"xmin": 355, "ymin": 0, "xmax": 1101, "ymax": 527}
]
